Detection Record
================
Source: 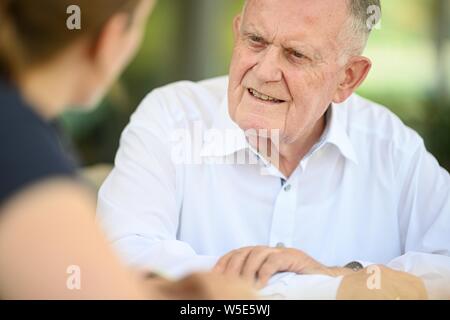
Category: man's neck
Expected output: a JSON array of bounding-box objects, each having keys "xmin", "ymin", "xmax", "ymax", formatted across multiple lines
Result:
[{"xmin": 253, "ymin": 113, "xmax": 327, "ymax": 178}]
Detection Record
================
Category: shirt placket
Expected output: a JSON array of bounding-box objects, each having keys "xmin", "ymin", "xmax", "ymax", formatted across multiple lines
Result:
[
  {"xmin": 268, "ymin": 174, "xmax": 299, "ymax": 248},
  {"xmin": 266, "ymin": 147, "xmax": 321, "ymax": 248}
]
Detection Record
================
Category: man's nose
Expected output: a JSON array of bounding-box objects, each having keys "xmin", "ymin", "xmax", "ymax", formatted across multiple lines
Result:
[{"xmin": 253, "ymin": 47, "xmax": 283, "ymax": 83}]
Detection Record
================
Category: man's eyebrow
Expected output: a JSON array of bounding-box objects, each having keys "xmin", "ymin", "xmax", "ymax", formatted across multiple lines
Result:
[
  {"xmin": 284, "ymin": 43, "xmax": 314, "ymax": 54},
  {"xmin": 241, "ymin": 30, "xmax": 271, "ymax": 45},
  {"xmin": 242, "ymin": 30, "xmax": 267, "ymax": 41},
  {"xmin": 283, "ymin": 42, "xmax": 323, "ymax": 60},
  {"xmin": 241, "ymin": 23, "xmax": 267, "ymax": 37},
  {"xmin": 241, "ymin": 27, "xmax": 260, "ymax": 36},
  {"xmin": 241, "ymin": 24, "xmax": 323, "ymax": 60}
]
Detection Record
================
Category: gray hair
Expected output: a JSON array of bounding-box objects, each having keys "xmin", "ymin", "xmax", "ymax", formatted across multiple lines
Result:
[{"xmin": 345, "ymin": 0, "xmax": 382, "ymax": 54}]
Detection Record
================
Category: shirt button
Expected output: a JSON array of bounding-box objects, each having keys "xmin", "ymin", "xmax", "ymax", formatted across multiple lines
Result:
[
  {"xmin": 284, "ymin": 184, "xmax": 291, "ymax": 192},
  {"xmin": 276, "ymin": 242, "xmax": 285, "ymax": 248}
]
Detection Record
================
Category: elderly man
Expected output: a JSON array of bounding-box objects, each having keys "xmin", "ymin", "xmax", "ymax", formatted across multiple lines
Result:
[{"xmin": 97, "ymin": 0, "xmax": 450, "ymax": 299}]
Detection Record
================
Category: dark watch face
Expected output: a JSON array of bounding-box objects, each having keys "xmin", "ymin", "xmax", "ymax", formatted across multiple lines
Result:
[{"xmin": 344, "ymin": 261, "xmax": 364, "ymax": 271}]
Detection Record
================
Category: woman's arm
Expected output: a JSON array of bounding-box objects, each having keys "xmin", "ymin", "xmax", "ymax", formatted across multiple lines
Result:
[{"xmin": 0, "ymin": 178, "xmax": 150, "ymax": 299}]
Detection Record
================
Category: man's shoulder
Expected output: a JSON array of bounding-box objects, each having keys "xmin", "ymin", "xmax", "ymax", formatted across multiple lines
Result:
[
  {"xmin": 156, "ymin": 75, "xmax": 228, "ymax": 99},
  {"xmin": 342, "ymin": 94, "xmax": 424, "ymax": 152},
  {"xmin": 133, "ymin": 76, "xmax": 228, "ymax": 125}
]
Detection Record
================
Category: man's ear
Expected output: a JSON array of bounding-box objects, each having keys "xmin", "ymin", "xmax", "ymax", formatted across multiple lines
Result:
[
  {"xmin": 232, "ymin": 15, "xmax": 242, "ymax": 42},
  {"xmin": 333, "ymin": 56, "xmax": 372, "ymax": 103},
  {"xmin": 88, "ymin": 13, "xmax": 130, "ymax": 71}
]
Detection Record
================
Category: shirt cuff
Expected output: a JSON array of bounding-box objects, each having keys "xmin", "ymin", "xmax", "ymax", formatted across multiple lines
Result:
[
  {"xmin": 357, "ymin": 260, "xmax": 376, "ymax": 268},
  {"xmin": 259, "ymin": 272, "xmax": 344, "ymax": 300}
]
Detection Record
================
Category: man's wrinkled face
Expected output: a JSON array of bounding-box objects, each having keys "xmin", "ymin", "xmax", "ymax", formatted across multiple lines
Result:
[{"xmin": 228, "ymin": 0, "xmax": 349, "ymax": 145}]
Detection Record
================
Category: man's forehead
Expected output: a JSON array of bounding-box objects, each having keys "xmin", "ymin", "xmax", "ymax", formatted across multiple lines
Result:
[
  {"xmin": 242, "ymin": 0, "xmax": 349, "ymax": 37},
  {"xmin": 241, "ymin": 0, "xmax": 348, "ymax": 52}
]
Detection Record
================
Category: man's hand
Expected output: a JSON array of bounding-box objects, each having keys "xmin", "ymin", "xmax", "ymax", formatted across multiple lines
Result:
[
  {"xmin": 212, "ymin": 246, "xmax": 428, "ymax": 299},
  {"xmin": 338, "ymin": 265, "xmax": 428, "ymax": 300},
  {"xmin": 213, "ymin": 246, "xmax": 334, "ymax": 288}
]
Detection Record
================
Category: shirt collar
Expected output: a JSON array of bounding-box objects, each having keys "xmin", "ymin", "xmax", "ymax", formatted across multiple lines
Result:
[
  {"xmin": 200, "ymin": 95, "xmax": 248, "ymax": 157},
  {"xmin": 200, "ymin": 93, "xmax": 358, "ymax": 165},
  {"xmin": 324, "ymin": 101, "xmax": 359, "ymax": 165}
]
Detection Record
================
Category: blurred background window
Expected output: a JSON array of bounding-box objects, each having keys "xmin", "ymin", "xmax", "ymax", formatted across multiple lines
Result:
[{"xmin": 61, "ymin": 0, "xmax": 450, "ymax": 181}]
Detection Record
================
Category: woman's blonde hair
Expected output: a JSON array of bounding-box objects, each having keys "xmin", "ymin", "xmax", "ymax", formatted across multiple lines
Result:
[{"xmin": 0, "ymin": 0, "xmax": 142, "ymax": 78}]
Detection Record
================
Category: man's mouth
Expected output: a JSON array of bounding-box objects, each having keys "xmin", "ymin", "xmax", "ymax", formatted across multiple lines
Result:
[{"xmin": 248, "ymin": 88, "xmax": 285, "ymax": 104}]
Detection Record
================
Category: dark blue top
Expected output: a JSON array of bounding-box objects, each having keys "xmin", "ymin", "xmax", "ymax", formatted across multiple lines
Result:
[{"xmin": 0, "ymin": 78, "xmax": 77, "ymax": 206}]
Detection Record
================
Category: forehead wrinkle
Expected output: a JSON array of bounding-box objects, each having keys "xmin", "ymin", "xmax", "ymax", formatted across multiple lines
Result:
[
  {"xmin": 242, "ymin": 0, "xmax": 349, "ymax": 61},
  {"xmin": 243, "ymin": 22, "xmax": 324, "ymax": 62},
  {"xmin": 242, "ymin": 4, "xmax": 325, "ymax": 52},
  {"xmin": 241, "ymin": 7, "xmax": 281, "ymax": 43},
  {"xmin": 242, "ymin": 13, "xmax": 317, "ymax": 51}
]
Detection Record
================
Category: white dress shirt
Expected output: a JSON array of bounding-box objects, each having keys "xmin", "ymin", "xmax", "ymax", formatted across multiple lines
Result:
[{"xmin": 97, "ymin": 76, "xmax": 450, "ymax": 299}]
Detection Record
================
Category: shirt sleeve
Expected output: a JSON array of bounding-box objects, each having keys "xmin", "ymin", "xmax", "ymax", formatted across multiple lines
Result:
[
  {"xmin": 259, "ymin": 273, "xmax": 343, "ymax": 300},
  {"xmin": 97, "ymin": 90, "xmax": 219, "ymax": 279},
  {"xmin": 355, "ymin": 136, "xmax": 450, "ymax": 299}
]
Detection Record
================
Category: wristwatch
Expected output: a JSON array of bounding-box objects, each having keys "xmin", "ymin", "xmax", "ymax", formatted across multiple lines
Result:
[{"xmin": 344, "ymin": 261, "xmax": 364, "ymax": 272}]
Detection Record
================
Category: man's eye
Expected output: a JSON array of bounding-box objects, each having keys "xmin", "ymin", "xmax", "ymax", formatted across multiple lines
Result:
[
  {"xmin": 291, "ymin": 51, "xmax": 306, "ymax": 59},
  {"xmin": 286, "ymin": 49, "xmax": 310, "ymax": 63},
  {"xmin": 249, "ymin": 35, "xmax": 264, "ymax": 44}
]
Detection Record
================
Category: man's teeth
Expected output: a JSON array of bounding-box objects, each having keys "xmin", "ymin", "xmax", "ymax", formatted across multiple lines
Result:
[{"xmin": 249, "ymin": 89, "xmax": 282, "ymax": 103}]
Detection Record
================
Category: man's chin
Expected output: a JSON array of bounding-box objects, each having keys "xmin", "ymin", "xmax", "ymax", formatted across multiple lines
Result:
[{"xmin": 238, "ymin": 122, "xmax": 281, "ymax": 140}]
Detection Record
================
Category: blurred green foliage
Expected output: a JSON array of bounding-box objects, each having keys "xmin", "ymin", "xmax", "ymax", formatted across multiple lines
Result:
[{"xmin": 61, "ymin": 0, "xmax": 450, "ymax": 170}]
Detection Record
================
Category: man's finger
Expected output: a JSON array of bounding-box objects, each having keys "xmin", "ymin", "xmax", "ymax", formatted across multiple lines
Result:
[
  {"xmin": 242, "ymin": 248, "xmax": 274, "ymax": 284},
  {"xmin": 213, "ymin": 251, "xmax": 235, "ymax": 273},
  {"xmin": 223, "ymin": 249, "xmax": 253, "ymax": 277},
  {"xmin": 213, "ymin": 247, "xmax": 251, "ymax": 274},
  {"xmin": 256, "ymin": 257, "xmax": 282, "ymax": 288}
]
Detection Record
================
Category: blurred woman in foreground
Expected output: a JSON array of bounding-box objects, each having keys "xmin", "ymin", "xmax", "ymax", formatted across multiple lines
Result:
[{"xmin": 0, "ymin": 0, "xmax": 253, "ymax": 299}]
